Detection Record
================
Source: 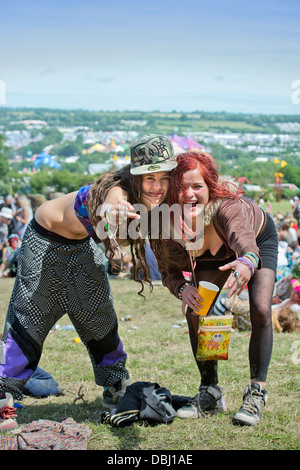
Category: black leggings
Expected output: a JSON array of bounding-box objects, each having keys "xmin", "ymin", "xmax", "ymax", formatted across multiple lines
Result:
[{"xmin": 187, "ymin": 214, "xmax": 278, "ymax": 386}]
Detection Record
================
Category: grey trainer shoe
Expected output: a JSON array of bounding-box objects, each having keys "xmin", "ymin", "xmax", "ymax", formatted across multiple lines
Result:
[
  {"xmin": 232, "ymin": 382, "xmax": 268, "ymax": 426},
  {"xmin": 102, "ymin": 374, "xmax": 130, "ymax": 410},
  {"xmin": 176, "ymin": 384, "xmax": 226, "ymax": 419}
]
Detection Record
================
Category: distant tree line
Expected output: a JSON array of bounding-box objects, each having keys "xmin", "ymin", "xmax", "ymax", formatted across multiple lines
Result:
[{"xmin": 0, "ymin": 108, "xmax": 299, "ymax": 198}]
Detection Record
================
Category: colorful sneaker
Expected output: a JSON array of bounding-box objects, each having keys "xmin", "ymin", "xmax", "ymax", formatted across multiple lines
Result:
[
  {"xmin": 176, "ymin": 384, "xmax": 226, "ymax": 419},
  {"xmin": 0, "ymin": 392, "xmax": 21, "ymax": 434},
  {"xmin": 232, "ymin": 382, "xmax": 268, "ymax": 426},
  {"xmin": 102, "ymin": 374, "xmax": 130, "ymax": 410}
]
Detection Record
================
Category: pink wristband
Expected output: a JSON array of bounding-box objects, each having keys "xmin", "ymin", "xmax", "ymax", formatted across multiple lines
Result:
[{"xmin": 237, "ymin": 257, "xmax": 254, "ymax": 275}]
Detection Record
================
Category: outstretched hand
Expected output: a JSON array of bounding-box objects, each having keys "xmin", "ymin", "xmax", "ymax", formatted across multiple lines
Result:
[
  {"xmin": 102, "ymin": 200, "xmax": 140, "ymax": 227},
  {"xmin": 219, "ymin": 260, "xmax": 252, "ymax": 298}
]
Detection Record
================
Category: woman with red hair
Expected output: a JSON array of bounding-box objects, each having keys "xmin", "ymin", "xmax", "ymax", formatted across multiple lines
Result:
[{"xmin": 155, "ymin": 152, "xmax": 278, "ymax": 426}]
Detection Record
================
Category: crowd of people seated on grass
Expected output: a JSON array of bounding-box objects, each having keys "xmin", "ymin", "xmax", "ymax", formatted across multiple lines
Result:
[{"xmin": 0, "ymin": 194, "xmax": 33, "ymax": 278}]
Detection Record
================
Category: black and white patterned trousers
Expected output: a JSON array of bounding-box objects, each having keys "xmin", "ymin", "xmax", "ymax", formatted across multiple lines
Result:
[{"xmin": 0, "ymin": 219, "xmax": 128, "ymax": 400}]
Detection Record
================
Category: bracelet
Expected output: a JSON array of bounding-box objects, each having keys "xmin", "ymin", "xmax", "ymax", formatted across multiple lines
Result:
[
  {"xmin": 244, "ymin": 251, "xmax": 259, "ymax": 262},
  {"xmin": 244, "ymin": 257, "xmax": 258, "ymax": 270},
  {"xmin": 243, "ymin": 251, "xmax": 259, "ymax": 268},
  {"xmin": 103, "ymin": 207, "xmax": 119, "ymax": 239},
  {"xmin": 105, "ymin": 224, "xmax": 118, "ymax": 238},
  {"xmin": 239, "ymin": 261, "xmax": 254, "ymax": 275},
  {"xmin": 178, "ymin": 282, "xmax": 193, "ymax": 299},
  {"xmin": 104, "ymin": 209, "xmax": 111, "ymax": 224},
  {"xmin": 237, "ymin": 257, "xmax": 255, "ymax": 275}
]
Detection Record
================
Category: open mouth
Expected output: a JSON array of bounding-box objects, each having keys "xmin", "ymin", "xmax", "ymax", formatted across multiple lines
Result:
[
  {"xmin": 144, "ymin": 193, "xmax": 165, "ymax": 206},
  {"xmin": 183, "ymin": 202, "xmax": 203, "ymax": 217},
  {"xmin": 148, "ymin": 193, "xmax": 164, "ymax": 200},
  {"xmin": 184, "ymin": 201, "xmax": 198, "ymax": 207}
]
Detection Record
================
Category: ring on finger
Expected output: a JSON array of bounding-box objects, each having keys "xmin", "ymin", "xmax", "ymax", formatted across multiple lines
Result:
[
  {"xmin": 234, "ymin": 271, "xmax": 240, "ymax": 279},
  {"xmin": 236, "ymin": 280, "xmax": 241, "ymax": 286}
]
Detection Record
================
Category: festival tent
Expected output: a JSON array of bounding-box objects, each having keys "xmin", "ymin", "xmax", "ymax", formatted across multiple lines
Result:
[
  {"xmin": 83, "ymin": 141, "xmax": 124, "ymax": 154},
  {"xmin": 171, "ymin": 133, "xmax": 203, "ymax": 152},
  {"xmin": 171, "ymin": 140, "xmax": 185, "ymax": 156},
  {"xmin": 33, "ymin": 151, "xmax": 61, "ymax": 169},
  {"xmin": 102, "ymin": 138, "xmax": 124, "ymax": 153},
  {"xmin": 82, "ymin": 143, "xmax": 106, "ymax": 154},
  {"xmin": 113, "ymin": 144, "xmax": 126, "ymax": 152}
]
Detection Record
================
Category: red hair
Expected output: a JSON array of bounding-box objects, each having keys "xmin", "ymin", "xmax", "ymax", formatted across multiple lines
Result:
[{"xmin": 168, "ymin": 151, "xmax": 243, "ymax": 205}]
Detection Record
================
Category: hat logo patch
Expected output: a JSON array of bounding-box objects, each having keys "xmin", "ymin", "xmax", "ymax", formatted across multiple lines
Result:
[{"xmin": 147, "ymin": 164, "xmax": 161, "ymax": 171}]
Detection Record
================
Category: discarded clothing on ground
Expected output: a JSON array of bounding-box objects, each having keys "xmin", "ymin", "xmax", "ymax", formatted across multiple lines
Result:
[
  {"xmin": 23, "ymin": 367, "xmax": 64, "ymax": 398},
  {"xmin": 0, "ymin": 418, "xmax": 92, "ymax": 450},
  {"xmin": 101, "ymin": 381, "xmax": 190, "ymax": 427}
]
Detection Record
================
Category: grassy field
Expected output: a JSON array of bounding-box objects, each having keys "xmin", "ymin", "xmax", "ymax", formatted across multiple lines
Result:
[
  {"xmin": 269, "ymin": 200, "xmax": 293, "ymax": 217},
  {"xmin": 0, "ymin": 277, "xmax": 299, "ymax": 451},
  {"xmin": 154, "ymin": 119, "xmax": 265, "ymax": 136}
]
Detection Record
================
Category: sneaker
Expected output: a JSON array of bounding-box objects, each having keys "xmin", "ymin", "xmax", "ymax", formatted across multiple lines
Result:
[
  {"xmin": 0, "ymin": 392, "xmax": 21, "ymax": 434},
  {"xmin": 232, "ymin": 382, "xmax": 268, "ymax": 426},
  {"xmin": 176, "ymin": 384, "xmax": 226, "ymax": 419},
  {"xmin": 102, "ymin": 374, "xmax": 130, "ymax": 410}
]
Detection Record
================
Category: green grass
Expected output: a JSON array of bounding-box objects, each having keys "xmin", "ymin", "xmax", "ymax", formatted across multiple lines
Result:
[
  {"xmin": 155, "ymin": 119, "xmax": 264, "ymax": 134},
  {"xmin": 0, "ymin": 277, "xmax": 299, "ymax": 450},
  {"xmin": 269, "ymin": 199, "xmax": 293, "ymax": 217}
]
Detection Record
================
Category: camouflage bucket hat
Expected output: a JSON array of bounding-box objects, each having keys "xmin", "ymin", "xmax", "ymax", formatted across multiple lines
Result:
[{"xmin": 130, "ymin": 134, "xmax": 177, "ymax": 175}]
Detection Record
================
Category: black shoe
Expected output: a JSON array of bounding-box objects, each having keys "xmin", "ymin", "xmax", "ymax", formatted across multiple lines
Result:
[{"xmin": 176, "ymin": 384, "xmax": 226, "ymax": 419}]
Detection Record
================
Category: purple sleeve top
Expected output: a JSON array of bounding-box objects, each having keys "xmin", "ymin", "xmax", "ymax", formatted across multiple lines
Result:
[{"xmin": 74, "ymin": 185, "xmax": 101, "ymax": 243}]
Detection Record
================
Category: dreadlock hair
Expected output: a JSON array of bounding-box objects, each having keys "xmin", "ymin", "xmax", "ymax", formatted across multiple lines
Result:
[{"xmin": 86, "ymin": 164, "xmax": 169, "ymax": 296}]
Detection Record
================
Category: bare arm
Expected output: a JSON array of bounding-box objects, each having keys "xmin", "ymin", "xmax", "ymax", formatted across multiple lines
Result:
[{"xmin": 35, "ymin": 192, "xmax": 89, "ymax": 239}]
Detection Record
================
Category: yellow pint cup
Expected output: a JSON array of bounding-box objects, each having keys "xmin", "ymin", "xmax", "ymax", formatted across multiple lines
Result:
[{"xmin": 194, "ymin": 281, "xmax": 219, "ymax": 316}]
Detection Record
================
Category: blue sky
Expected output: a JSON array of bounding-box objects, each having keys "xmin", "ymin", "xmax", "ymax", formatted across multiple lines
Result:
[{"xmin": 1, "ymin": 0, "xmax": 300, "ymax": 114}]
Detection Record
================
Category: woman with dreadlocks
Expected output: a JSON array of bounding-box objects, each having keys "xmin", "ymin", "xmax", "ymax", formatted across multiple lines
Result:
[{"xmin": 0, "ymin": 134, "xmax": 177, "ymax": 433}]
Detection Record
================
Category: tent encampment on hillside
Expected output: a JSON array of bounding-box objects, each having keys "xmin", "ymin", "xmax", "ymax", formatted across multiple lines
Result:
[{"xmin": 32, "ymin": 151, "xmax": 61, "ymax": 169}]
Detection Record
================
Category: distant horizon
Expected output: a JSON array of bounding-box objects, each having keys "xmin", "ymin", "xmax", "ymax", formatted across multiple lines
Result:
[
  {"xmin": 2, "ymin": 104, "xmax": 300, "ymax": 118},
  {"xmin": 2, "ymin": 88, "xmax": 300, "ymax": 116}
]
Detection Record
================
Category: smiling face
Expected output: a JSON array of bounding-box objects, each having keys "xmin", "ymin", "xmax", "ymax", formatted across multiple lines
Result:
[
  {"xmin": 177, "ymin": 166, "xmax": 209, "ymax": 219},
  {"xmin": 140, "ymin": 171, "xmax": 171, "ymax": 210}
]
